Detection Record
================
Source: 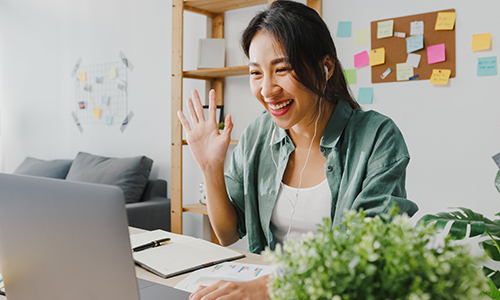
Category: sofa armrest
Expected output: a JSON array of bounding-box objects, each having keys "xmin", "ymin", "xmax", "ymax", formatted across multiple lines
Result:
[
  {"xmin": 139, "ymin": 179, "xmax": 167, "ymax": 202},
  {"xmin": 126, "ymin": 197, "xmax": 171, "ymax": 232}
]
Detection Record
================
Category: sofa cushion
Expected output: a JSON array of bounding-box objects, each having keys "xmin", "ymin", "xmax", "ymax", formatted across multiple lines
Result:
[
  {"xmin": 13, "ymin": 157, "xmax": 73, "ymax": 179},
  {"xmin": 65, "ymin": 152, "xmax": 153, "ymax": 204}
]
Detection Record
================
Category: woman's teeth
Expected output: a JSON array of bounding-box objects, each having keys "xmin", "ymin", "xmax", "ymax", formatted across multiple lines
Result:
[{"xmin": 269, "ymin": 99, "xmax": 293, "ymax": 110}]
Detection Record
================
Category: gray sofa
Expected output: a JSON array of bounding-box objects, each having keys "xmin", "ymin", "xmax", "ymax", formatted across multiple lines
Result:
[{"xmin": 13, "ymin": 152, "xmax": 171, "ymax": 232}]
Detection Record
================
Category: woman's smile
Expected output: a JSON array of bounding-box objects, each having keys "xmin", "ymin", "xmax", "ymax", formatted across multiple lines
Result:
[{"xmin": 267, "ymin": 99, "xmax": 294, "ymax": 116}]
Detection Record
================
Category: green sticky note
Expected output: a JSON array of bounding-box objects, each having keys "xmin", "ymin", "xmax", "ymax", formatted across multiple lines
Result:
[
  {"xmin": 477, "ymin": 56, "xmax": 497, "ymax": 76},
  {"xmin": 343, "ymin": 69, "xmax": 357, "ymax": 84},
  {"xmin": 337, "ymin": 21, "xmax": 352, "ymax": 37},
  {"xmin": 357, "ymin": 87, "xmax": 373, "ymax": 104}
]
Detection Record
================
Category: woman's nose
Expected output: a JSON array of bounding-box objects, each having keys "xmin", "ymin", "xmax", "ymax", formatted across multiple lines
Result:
[{"xmin": 260, "ymin": 75, "xmax": 281, "ymax": 98}]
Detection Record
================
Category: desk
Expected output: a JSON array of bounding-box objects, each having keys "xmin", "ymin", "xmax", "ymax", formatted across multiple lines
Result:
[
  {"xmin": 0, "ymin": 228, "xmax": 265, "ymax": 299},
  {"xmin": 129, "ymin": 227, "xmax": 266, "ymax": 287}
]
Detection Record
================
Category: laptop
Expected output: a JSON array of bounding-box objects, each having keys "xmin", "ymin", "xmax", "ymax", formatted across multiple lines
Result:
[{"xmin": 0, "ymin": 173, "xmax": 190, "ymax": 300}]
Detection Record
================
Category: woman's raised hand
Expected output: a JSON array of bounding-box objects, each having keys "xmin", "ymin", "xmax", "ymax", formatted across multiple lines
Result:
[{"xmin": 177, "ymin": 89, "xmax": 233, "ymax": 172}]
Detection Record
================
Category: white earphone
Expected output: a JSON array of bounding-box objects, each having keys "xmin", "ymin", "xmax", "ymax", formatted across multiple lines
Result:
[{"xmin": 324, "ymin": 65, "xmax": 329, "ymax": 82}]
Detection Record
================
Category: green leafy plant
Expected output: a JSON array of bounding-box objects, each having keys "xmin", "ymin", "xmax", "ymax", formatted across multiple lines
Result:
[
  {"xmin": 263, "ymin": 207, "xmax": 489, "ymax": 300},
  {"xmin": 419, "ymin": 169, "xmax": 500, "ymax": 299}
]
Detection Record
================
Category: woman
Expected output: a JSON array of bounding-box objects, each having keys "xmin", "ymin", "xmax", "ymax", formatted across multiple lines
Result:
[{"xmin": 178, "ymin": 1, "xmax": 418, "ymax": 299}]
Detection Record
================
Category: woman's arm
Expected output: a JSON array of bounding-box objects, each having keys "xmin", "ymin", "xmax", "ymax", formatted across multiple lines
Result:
[{"xmin": 177, "ymin": 89, "xmax": 240, "ymax": 245}]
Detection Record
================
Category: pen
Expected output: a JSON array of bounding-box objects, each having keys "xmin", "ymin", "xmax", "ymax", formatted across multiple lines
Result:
[{"xmin": 132, "ymin": 238, "xmax": 171, "ymax": 252}]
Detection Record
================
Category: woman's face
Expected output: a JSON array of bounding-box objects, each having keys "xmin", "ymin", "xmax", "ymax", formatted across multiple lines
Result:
[{"xmin": 248, "ymin": 31, "xmax": 318, "ymax": 131}]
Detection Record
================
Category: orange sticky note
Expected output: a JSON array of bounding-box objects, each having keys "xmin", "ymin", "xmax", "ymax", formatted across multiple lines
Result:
[
  {"xmin": 79, "ymin": 72, "xmax": 87, "ymax": 83},
  {"xmin": 369, "ymin": 48, "xmax": 385, "ymax": 66},
  {"xmin": 93, "ymin": 108, "xmax": 102, "ymax": 119},
  {"xmin": 471, "ymin": 33, "xmax": 492, "ymax": 51},
  {"xmin": 435, "ymin": 12, "xmax": 456, "ymax": 30},
  {"xmin": 430, "ymin": 69, "xmax": 451, "ymax": 85}
]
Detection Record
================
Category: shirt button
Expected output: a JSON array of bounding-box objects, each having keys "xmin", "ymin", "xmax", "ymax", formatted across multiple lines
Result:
[
  {"xmin": 326, "ymin": 166, "xmax": 333, "ymax": 172},
  {"xmin": 320, "ymin": 147, "xmax": 326, "ymax": 153}
]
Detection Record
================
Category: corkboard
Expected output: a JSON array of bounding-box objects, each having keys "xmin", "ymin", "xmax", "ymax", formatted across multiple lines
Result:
[{"xmin": 370, "ymin": 9, "xmax": 456, "ymax": 83}]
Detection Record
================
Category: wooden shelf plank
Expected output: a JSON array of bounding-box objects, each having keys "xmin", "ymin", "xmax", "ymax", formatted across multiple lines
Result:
[
  {"xmin": 183, "ymin": 66, "xmax": 248, "ymax": 80},
  {"xmin": 183, "ymin": 203, "xmax": 209, "ymax": 215},
  {"xmin": 182, "ymin": 139, "xmax": 238, "ymax": 145},
  {"xmin": 184, "ymin": 0, "xmax": 269, "ymax": 14}
]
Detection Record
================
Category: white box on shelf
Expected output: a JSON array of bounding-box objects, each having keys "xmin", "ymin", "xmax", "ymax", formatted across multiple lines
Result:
[{"xmin": 197, "ymin": 38, "xmax": 226, "ymax": 69}]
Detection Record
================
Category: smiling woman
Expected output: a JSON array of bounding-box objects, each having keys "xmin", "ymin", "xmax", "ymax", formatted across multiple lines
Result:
[{"xmin": 176, "ymin": 1, "xmax": 418, "ymax": 299}]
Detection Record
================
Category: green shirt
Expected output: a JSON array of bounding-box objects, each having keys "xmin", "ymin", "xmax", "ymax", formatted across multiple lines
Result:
[{"xmin": 225, "ymin": 99, "xmax": 418, "ymax": 254}]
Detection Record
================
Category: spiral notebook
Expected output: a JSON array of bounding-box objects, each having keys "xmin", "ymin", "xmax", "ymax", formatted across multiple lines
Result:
[{"xmin": 130, "ymin": 230, "xmax": 245, "ymax": 278}]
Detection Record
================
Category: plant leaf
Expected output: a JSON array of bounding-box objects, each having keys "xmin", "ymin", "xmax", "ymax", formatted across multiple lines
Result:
[
  {"xmin": 485, "ymin": 277, "xmax": 500, "ymax": 299},
  {"xmin": 481, "ymin": 239, "xmax": 500, "ymax": 261},
  {"xmin": 495, "ymin": 170, "xmax": 500, "ymax": 194},
  {"xmin": 491, "ymin": 270, "xmax": 500, "ymax": 290},
  {"xmin": 419, "ymin": 208, "xmax": 486, "ymax": 240}
]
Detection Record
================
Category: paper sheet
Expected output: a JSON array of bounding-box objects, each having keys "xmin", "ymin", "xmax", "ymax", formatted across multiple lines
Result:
[
  {"xmin": 477, "ymin": 56, "xmax": 497, "ymax": 76},
  {"xmin": 377, "ymin": 20, "xmax": 394, "ymax": 39},
  {"xmin": 435, "ymin": 12, "xmax": 456, "ymax": 30},
  {"xmin": 354, "ymin": 51, "xmax": 369, "ymax": 68},
  {"xmin": 429, "ymin": 69, "xmax": 451, "ymax": 85},
  {"xmin": 406, "ymin": 53, "xmax": 421, "ymax": 68},
  {"xmin": 369, "ymin": 48, "xmax": 385, "ymax": 66},
  {"xmin": 337, "ymin": 21, "xmax": 352, "ymax": 37},
  {"xmin": 175, "ymin": 262, "xmax": 272, "ymax": 293},
  {"xmin": 427, "ymin": 43, "xmax": 446, "ymax": 64},
  {"xmin": 471, "ymin": 33, "xmax": 492, "ymax": 51},
  {"xmin": 357, "ymin": 87, "xmax": 374, "ymax": 104},
  {"xmin": 396, "ymin": 63, "xmax": 414, "ymax": 81},
  {"xmin": 410, "ymin": 21, "xmax": 424, "ymax": 36},
  {"xmin": 355, "ymin": 29, "xmax": 370, "ymax": 45},
  {"xmin": 406, "ymin": 34, "xmax": 424, "ymax": 53},
  {"xmin": 343, "ymin": 69, "xmax": 357, "ymax": 84}
]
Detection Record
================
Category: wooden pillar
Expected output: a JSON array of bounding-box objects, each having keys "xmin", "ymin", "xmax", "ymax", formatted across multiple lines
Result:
[
  {"xmin": 307, "ymin": 0, "xmax": 322, "ymax": 17},
  {"xmin": 211, "ymin": 13, "xmax": 224, "ymax": 106},
  {"xmin": 171, "ymin": 0, "xmax": 184, "ymax": 234}
]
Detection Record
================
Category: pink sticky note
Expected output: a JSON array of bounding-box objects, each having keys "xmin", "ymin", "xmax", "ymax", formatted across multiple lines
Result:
[
  {"xmin": 354, "ymin": 51, "xmax": 369, "ymax": 68},
  {"xmin": 427, "ymin": 43, "xmax": 446, "ymax": 65}
]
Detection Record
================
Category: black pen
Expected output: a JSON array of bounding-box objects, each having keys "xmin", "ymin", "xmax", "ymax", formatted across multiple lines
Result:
[{"xmin": 132, "ymin": 238, "xmax": 171, "ymax": 252}]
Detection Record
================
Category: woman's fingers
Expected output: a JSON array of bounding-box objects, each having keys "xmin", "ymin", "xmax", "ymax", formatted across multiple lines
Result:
[
  {"xmin": 191, "ymin": 89, "xmax": 206, "ymax": 122},
  {"xmin": 208, "ymin": 89, "xmax": 217, "ymax": 123},
  {"xmin": 177, "ymin": 110, "xmax": 192, "ymax": 133},
  {"xmin": 186, "ymin": 97, "xmax": 199, "ymax": 125}
]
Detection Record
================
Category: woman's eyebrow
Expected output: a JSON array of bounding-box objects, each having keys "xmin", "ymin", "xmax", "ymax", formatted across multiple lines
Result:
[{"xmin": 248, "ymin": 57, "xmax": 289, "ymax": 67}]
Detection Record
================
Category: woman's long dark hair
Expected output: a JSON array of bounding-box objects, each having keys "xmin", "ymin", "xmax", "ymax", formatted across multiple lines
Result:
[{"xmin": 241, "ymin": 0, "xmax": 360, "ymax": 110}]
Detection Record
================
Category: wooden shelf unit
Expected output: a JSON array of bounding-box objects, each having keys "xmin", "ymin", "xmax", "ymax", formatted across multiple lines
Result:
[{"xmin": 171, "ymin": 0, "xmax": 322, "ymax": 238}]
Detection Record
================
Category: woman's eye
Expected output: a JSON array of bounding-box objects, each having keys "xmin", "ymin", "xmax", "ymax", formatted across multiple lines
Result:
[
  {"xmin": 250, "ymin": 70, "xmax": 261, "ymax": 76},
  {"xmin": 276, "ymin": 67, "xmax": 290, "ymax": 73}
]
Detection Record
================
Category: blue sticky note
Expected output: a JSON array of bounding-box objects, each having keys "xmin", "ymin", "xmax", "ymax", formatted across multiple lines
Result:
[
  {"xmin": 105, "ymin": 115, "xmax": 114, "ymax": 125},
  {"xmin": 337, "ymin": 22, "xmax": 352, "ymax": 37},
  {"xmin": 477, "ymin": 56, "xmax": 497, "ymax": 76},
  {"xmin": 357, "ymin": 87, "xmax": 373, "ymax": 104},
  {"xmin": 406, "ymin": 34, "xmax": 424, "ymax": 53}
]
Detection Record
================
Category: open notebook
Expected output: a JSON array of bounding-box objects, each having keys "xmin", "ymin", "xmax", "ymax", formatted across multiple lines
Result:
[{"xmin": 130, "ymin": 230, "xmax": 245, "ymax": 278}]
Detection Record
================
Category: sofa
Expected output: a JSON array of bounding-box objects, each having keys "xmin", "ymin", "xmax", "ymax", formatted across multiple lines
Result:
[{"xmin": 12, "ymin": 152, "xmax": 171, "ymax": 232}]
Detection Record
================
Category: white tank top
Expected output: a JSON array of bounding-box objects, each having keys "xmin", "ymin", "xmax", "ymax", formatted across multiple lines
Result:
[{"xmin": 270, "ymin": 178, "xmax": 332, "ymax": 245}]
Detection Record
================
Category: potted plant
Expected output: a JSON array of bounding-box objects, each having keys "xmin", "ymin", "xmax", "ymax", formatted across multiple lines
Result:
[
  {"xmin": 263, "ymin": 206, "xmax": 489, "ymax": 300},
  {"xmin": 419, "ymin": 169, "xmax": 500, "ymax": 299}
]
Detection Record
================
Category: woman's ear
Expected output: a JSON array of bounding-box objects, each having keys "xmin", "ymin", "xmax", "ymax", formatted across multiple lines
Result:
[{"xmin": 322, "ymin": 55, "xmax": 335, "ymax": 81}]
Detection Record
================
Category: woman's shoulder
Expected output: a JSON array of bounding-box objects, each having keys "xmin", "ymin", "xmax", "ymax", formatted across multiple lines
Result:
[
  {"xmin": 240, "ymin": 112, "xmax": 274, "ymax": 142},
  {"xmin": 349, "ymin": 108, "xmax": 402, "ymax": 134}
]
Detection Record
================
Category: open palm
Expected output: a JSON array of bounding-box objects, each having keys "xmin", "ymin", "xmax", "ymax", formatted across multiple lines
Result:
[{"xmin": 177, "ymin": 89, "xmax": 233, "ymax": 172}]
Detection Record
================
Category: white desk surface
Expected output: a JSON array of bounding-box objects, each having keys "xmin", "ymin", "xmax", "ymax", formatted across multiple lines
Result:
[{"xmin": 0, "ymin": 227, "xmax": 265, "ymax": 299}]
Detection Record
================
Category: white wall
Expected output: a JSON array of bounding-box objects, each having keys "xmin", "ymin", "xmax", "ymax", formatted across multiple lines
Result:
[{"xmin": 1, "ymin": 0, "xmax": 499, "ymax": 253}]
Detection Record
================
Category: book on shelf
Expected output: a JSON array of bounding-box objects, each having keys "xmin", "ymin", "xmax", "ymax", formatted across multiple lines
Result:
[{"xmin": 130, "ymin": 230, "xmax": 245, "ymax": 278}]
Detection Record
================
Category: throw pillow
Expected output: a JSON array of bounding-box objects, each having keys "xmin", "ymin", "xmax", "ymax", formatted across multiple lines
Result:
[
  {"xmin": 65, "ymin": 152, "xmax": 153, "ymax": 204},
  {"xmin": 13, "ymin": 157, "xmax": 73, "ymax": 179}
]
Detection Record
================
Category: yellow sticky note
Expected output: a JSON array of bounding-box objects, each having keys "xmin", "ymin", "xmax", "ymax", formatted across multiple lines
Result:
[
  {"xmin": 93, "ymin": 108, "xmax": 102, "ymax": 119},
  {"xmin": 355, "ymin": 29, "xmax": 370, "ymax": 45},
  {"xmin": 435, "ymin": 12, "xmax": 456, "ymax": 30},
  {"xmin": 369, "ymin": 48, "xmax": 385, "ymax": 66},
  {"xmin": 110, "ymin": 68, "xmax": 117, "ymax": 79},
  {"xmin": 471, "ymin": 33, "xmax": 492, "ymax": 51},
  {"xmin": 430, "ymin": 69, "xmax": 451, "ymax": 85},
  {"xmin": 396, "ymin": 63, "xmax": 414, "ymax": 81},
  {"xmin": 79, "ymin": 72, "xmax": 87, "ymax": 83},
  {"xmin": 377, "ymin": 20, "xmax": 394, "ymax": 39}
]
